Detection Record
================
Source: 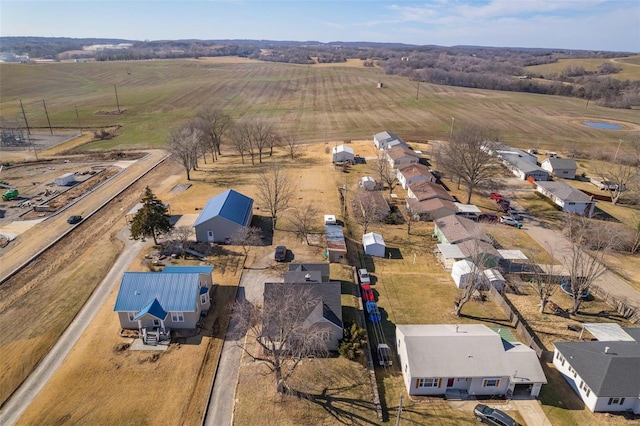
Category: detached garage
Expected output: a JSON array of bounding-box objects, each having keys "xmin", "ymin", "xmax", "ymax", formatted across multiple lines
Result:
[
  {"xmin": 193, "ymin": 189, "xmax": 253, "ymax": 243},
  {"xmin": 332, "ymin": 145, "xmax": 355, "ymax": 163},
  {"xmin": 363, "ymin": 232, "xmax": 386, "ymax": 257}
]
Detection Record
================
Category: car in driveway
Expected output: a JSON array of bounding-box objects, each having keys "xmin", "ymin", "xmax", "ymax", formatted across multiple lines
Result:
[
  {"xmin": 507, "ymin": 209, "xmax": 523, "ymax": 221},
  {"xmin": 474, "ymin": 404, "xmax": 519, "ymax": 426},
  {"xmin": 490, "ymin": 192, "xmax": 503, "ymax": 201},
  {"xmin": 358, "ymin": 268, "xmax": 371, "ymax": 285},
  {"xmin": 500, "ymin": 216, "xmax": 519, "ymax": 226},
  {"xmin": 274, "ymin": 245, "xmax": 287, "ymax": 262},
  {"xmin": 67, "ymin": 215, "xmax": 82, "ymax": 224},
  {"xmin": 478, "ymin": 213, "xmax": 498, "ymax": 223}
]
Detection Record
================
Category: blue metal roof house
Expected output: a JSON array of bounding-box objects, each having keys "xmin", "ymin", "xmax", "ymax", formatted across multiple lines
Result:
[
  {"xmin": 193, "ymin": 189, "xmax": 254, "ymax": 243},
  {"xmin": 114, "ymin": 266, "xmax": 213, "ymax": 344}
]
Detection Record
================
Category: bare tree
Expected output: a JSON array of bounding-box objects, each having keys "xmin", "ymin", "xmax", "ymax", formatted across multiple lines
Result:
[
  {"xmin": 257, "ymin": 164, "xmax": 294, "ymax": 231},
  {"xmin": 289, "ymin": 202, "xmax": 319, "ymax": 245},
  {"xmin": 594, "ymin": 161, "xmax": 639, "ymax": 205},
  {"xmin": 195, "ymin": 108, "xmax": 233, "ymax": 161},
  {"xmin": 229, "ymin": 226, "xmax": 263, "ymax": 255},
  {"xmin": 370, "ymin": 151, "xmax": 397, "ymax": 195},
  {"xmin": 353, "ymin": 190, "xmax": 387, "ymax": 234},
  {"xmin": 171, "ymin": 225, "xmax": 194, "ymax": 257},
  {"xmin": 562, "ymin": 215, "xmax": 620, "ymax": 315},
  {"xmin": 231, "ymin": 284, "xmax": 328, "ymax": 395},
  {"xmin": 525, "ymin": 247, "xmax": 561, "ymax": 314},
  {"xmin": 453, "ymin": 234, "xmax": 495, "ymax": 317},
  {"xmin": 439, "ymin": 124, "xmax": 498, "ymax": 204},
  {"xmin": 167, "ymin": 124, "xmax": 201, "ymax": 181},
  {"xmin": 249, "ymin": 116, "xmax": 275, "ymax": 164},
  {"xmin": 229, "ymin": 120, "xmax": 252, "ymax": 165},
  {"xmin": 267, "ymin": 130, "xmax": 281, "ymax": 157},
  {"xmin": 283, "ymin": 132, "xmax": 301, "ymax": 160}
]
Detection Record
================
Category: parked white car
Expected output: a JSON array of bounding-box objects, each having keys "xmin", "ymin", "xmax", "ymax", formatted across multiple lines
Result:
[
  {"xmin": 500, "ymin": 216, "xmax": 519, "ymax": 226},
  {"xmin": 358, "ymin": 268, "xmax": 371, "ymax": 285}
]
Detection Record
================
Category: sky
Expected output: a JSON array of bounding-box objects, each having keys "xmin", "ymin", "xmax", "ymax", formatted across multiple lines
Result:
[{"xmin": 1, "ymin": 0, "xmax": 639, "ymax": 52}]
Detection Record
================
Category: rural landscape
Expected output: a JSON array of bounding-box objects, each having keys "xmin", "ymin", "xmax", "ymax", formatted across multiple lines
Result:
[{"xmin": 1, "ymin": 37, "xmax": 640, "ymax": 426}]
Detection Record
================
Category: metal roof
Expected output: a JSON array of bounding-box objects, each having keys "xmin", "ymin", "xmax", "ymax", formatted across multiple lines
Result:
[
  {"xmin": 162, "ymin": 265, "xmax": 213, "ymax": 275},
  {"xmin": 536, "ymin": 181, "xmax": 593, "ymax": 202},
  {"xmin": 114, "ymin": 272, "xmax": 202, "ymax": 313},
  {"xmin": 583, "ymin": 323, "xmax": 636, "ymax": 342},
  {"xmin": 436, "ymin": 244, "xmax": 465, "ymax": 259},
  {"xmin": 325, "ymin": 225, "xmax": 346, "ymax": 251},
  {"xmin": 133, "ymin": 298, "xmax": 167, "ymax": 321},
  {"xmin": 497, "ymin": 249, "xmax": 528, "ymax": 260},
  {"xmin": 454, "ymin": 203, "xmax": 482, "ymax": 213},
  {"xmin": 363, "ymin": 232, "xmax": 385, "ymax": 247},
  {"xmin": 193, "ymin": 189, "xmax": 253, "ymax": 227},
  {"xmin": 332, "ymin": 145, "xmax": 354, "ymax": 154}
]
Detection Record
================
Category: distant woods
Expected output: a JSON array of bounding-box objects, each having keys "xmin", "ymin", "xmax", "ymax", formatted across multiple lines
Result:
[{"xmin": 4, "ymin": 37, "xmax": 638, "ymax": 109}]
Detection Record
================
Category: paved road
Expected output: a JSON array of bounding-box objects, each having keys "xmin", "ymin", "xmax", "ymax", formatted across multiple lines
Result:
[
  {"xmin": 204, "ymin": 259, "xmax": 278, "ymax": 426},
  {"xmin": 0, "ymin": 149, "xmax": 167, "ymax": 283},
  {"xmin": 0, "ymin": 228, "xmax": 149, "ymax": 426}
]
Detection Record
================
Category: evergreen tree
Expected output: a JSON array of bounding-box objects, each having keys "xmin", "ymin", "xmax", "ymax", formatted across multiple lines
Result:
[{"xmin": 130, "ymin": 187, "xmax": 172, "ymax": 245}]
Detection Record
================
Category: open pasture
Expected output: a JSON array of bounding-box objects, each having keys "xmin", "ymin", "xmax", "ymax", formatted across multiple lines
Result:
[
  {"xmin": 525, "ymin": 55, "xmax": 640, "ymax": 81},
  {"xmin": 1, "ymin": 58, "xmax": 639, "ymax": 152}
]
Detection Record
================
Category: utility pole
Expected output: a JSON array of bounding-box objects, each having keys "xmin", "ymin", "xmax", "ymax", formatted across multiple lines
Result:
[
  {"xmin": 416, "ymin": 82, "xmax": 420, "ymax": 101},
  {"xmin": 75, "ymin": 106, "xmax": 83, "ymax": 135},
  {"xmin": 449, "ymin": 117, "xmax": 455, "ymax": 141},
  {"xmin": 42, "ymin": 99, "xmax": 53, "ymax": 135},
  {"xmin": 114, "ymin": 84, "xmax": 121, "ymax": 113},
  {"xmin": 19, "ymin": 99, "xmax": 31, "ymax": 135}
]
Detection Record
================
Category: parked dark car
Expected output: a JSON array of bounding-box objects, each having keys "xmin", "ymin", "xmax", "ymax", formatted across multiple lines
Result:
[
  {"xmin": 498, "ymin": 202, "xmax": 511, "ymax": 212},
  {"xmin": 474, "ymin": 404, "xmax": 520, "ymax": 426},
  {"xmin": 274, "ymin": 245, "xmax": 287, "ymax": 262},
  {"xmin": 67, "ymin": 215, "xmax": 82, "ymax": 224},
  {"xmin": 507, "ymin": 209, "xmax": 523, "ymax": 221},
  {"xmin": 478, "ymin": 213, "xmax": 498, "ymax": 222}
]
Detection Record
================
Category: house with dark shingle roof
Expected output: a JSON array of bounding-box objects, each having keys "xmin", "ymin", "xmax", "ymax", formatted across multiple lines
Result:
[
  {"xmin": 535, "ymin": 181, "xmax": 596, "ymax": 217},
  {"xmin": 385, "ymin": 145, "xmax": 419, "ymax": 169},
  {"xmin": 262, "ymin": 281, "xmax": 343, "ymax": 351},
  {"xmin": 553, "ymin": 327, "xmax": 640, "ymax": 413},
  {"xmin": 113, "ymin": 266, "xmax": 213, "ymax": 344},
  {"xmin": 541, "ymin": 157, "xmax": 577, "ymax": 179},
  {"xmin": 193, "ymin": 189, "xmax": 253, "ymax": 243},
  {"xmin": 396, "ymin": 324, "xmax": 546, "ymax": 397}
]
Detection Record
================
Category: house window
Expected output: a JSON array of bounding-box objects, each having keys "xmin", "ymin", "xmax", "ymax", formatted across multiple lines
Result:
[
  {"xmin": 128, "ymin": 312, "xmax": 136, "ymax": 321},
  {"xmin": 153, "ymin": 319, "xmax": 160, "ymax": 327},
  {"xmin": 608, "ymin": 397, "xmax": 625, "ymax": 405},
  {"xmin": 482, "ymin": 378, "xmax": 501, "ymax": 388},
  {"xmin": 416, "ymin": 378, "xmax": 439, "ymax": 388},
  {"xmin": 171, "ymin": 312, "xmax": 184, "ymax": 322}
]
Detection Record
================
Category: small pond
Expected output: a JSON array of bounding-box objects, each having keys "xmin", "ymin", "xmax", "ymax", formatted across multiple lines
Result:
[{"xmin": 583, "ymin": 121, "xmax": 623, "ymax": 130}]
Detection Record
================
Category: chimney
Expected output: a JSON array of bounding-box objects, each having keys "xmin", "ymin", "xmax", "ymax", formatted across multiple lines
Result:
[
  {"xmin": 604, "ymin": 346, "xmax": 610, "ymax": 354},
  {"xmin": 305, "ymin": 274, "xmax": 311, "ymax": 281}
]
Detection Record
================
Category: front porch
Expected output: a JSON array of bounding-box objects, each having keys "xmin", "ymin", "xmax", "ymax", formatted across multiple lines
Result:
[{"xmin": 141, "ymin": 327, "xmax": 171, "ymax": 346}]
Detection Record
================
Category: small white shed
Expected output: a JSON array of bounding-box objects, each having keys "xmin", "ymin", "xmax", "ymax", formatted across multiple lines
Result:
[
  {"xmin": 324, "ymin": 214, "xmax": 337, "ymax": 225},
  {"xmin": 55, "ymin": 173, "xmax": 76, "ymax": 186},
  {"xmin": 451, "ymin": 259, "xmax": 480, "ymax": 289},
  {"xmin": 363, "ymin": 232, "xmax": 386, "ymax": 257},
  {"xmin": 360, "ymin": 176, "xmax": 376, "ymax": 191},
  {"xmin": 483, "ymin": 268, "xmax": 506, "ymax": 292},
  {"xmin": 332, "ymin": 145, "xmax": 355, "ymax": 163}
]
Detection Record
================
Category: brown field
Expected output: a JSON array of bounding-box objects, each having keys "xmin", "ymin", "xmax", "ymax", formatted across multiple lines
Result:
[{"xmin": 526, "ymin": 55, "xmax": 640, "ymax": 81}]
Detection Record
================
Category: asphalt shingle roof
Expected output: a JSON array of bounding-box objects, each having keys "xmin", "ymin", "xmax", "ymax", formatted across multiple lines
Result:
[
  {"xmin": 536, "ymin": 181, "xmax": 593, "ymax": 202},
  {"xmin": 554, "ymin": 339, "xmax": 640, "ymax": 396},
  {"xmin": 193, "ymin": 189, "xmax": 253, "ymax": 227}
]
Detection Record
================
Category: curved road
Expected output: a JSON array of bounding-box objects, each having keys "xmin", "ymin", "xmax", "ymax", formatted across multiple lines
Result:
[{"xmin": 0, "ymin": 227, "xmax": 150, "ymax": 426}]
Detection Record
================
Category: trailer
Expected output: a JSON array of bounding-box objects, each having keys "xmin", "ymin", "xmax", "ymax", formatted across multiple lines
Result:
[{"xmin": 55, "ymin": 173, "xmax": 76, "ymax": 186}]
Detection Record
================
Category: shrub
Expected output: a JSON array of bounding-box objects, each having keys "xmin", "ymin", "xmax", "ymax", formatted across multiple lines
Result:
[{"xmin": 338, "ymin": 322, "xmax": 368, "ymax": 360}]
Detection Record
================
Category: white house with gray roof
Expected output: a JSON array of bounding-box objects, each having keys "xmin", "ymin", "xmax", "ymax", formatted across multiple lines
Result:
[
  {"xmin": 535, "ymin": 181, "xmax": 596, "ymax": 217},
  {"xmin": 541, "ymin": 157, "xmax": 577, "ymax": 179},
  {"xmin": 396, "ymin": 324, "xmax": 546, "ymax": 398},
  {"xmin": 373, "ymin": 131, "xmax": 407, "ymax": 150},
  {"xmin": 553, "ymin": 325, "xmax": 640, "ymax": 414}
]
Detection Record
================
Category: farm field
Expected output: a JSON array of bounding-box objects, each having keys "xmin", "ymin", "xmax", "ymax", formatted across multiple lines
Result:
[
  {"xmin": 1, "ymin": 57, "xmax": 639, "ymax": 155},
  {"xmin": 2, "ymin": 57, "xmax": 640, "ymax": 425},
  {"xmin": 525, "ymin": 55, "xmax": 640, "ymax": 81}
]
